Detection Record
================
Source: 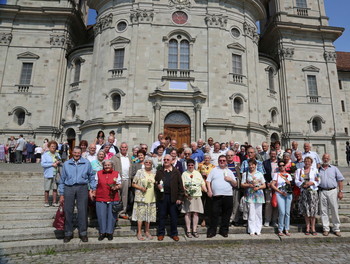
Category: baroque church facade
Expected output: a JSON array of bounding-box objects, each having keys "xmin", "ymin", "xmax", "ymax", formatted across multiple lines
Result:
[{"xmin": 0, "ymin": 0, "xmax": 349, "ymax": 165}]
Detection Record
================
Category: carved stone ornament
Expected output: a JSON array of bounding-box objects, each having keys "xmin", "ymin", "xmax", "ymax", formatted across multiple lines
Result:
[
  {"xmin": 50, "ymin": 34, "xmax": 66, "ymax": 47},
  {"xmin": 324, "ymin": 51, "xmax": 337, "ymax": 63},
  {"xmin": 205, "ymin": 14, "xmax": 228, "ymax": 28},
  {"xmin": 169, "ymin": 0, "xmax": 191, "ymax": 9},
  {"xmin": 0, "ymin": 32, "xmax": 12, "ymax": 46},
  {"xmin": 243, "ymin": 22, "xmax": 259, "ymax": 44},
  {"xmin": 130, "ymin": 9, "xmax": 154, "ymax": 24},
  {"xmin": 94, "ymin": 14, "xmax": 113, "ymax": 36},
  {"xmin": 278, "ymin": 47, "xmax": 295, "ymax": 59}
]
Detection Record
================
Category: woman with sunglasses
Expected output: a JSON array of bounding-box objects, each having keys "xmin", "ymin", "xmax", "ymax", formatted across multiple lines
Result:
[
  {"xmin": 181, "ymin": 159, "xmax": 207, "ymax": 238},
  {"xmin": 270, "ymin": 161, "xmax": 293, "ymax": 236}
]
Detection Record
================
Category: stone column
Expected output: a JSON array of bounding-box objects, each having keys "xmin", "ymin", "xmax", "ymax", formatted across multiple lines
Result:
[
  {"xmin": 153, "ymin": 102, "xmax": 161, "ymax": 141},
  {"xmin": 194, "ymin": 103, "xmax": 202, "ymax": 140}
]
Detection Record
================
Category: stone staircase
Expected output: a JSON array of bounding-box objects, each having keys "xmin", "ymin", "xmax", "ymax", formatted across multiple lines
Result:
[{"xmin": 0, "ymin": 167, "xmax": 350, "ymax": 256}]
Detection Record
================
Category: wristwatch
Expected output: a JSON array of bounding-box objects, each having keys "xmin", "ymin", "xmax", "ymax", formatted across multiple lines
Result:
[{"xmin": 339, "ymin": 190, "xmax": 343, "ymax": 192}]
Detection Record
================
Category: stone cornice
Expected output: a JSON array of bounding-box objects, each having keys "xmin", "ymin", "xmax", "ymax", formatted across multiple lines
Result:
[
  {"xmin": 0, "ymin": 32, "xmax": 12, "ymax": 46},
  {"xmin": 79, "ymin": 118, "xmax": 152, "ymax": 130}
]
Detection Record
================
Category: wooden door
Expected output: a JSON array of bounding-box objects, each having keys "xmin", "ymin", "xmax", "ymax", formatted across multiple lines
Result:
[
  {"xmin": 68, "ymin": 139, "xmax": 75, "ymax": 159},
  {"xmin": 164, "ymin": 124, "xmax": 191, "ymax": 149}
]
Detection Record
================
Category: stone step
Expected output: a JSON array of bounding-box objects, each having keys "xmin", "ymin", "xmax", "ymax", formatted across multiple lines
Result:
[
  {"xmin": 1, "ymin": 232, "xmax": 350, "ymax": 257},
  {"xmin": 0, "ymin": 207, "xmax": 59, "ymax": 214},
  {"xmin": 0, "ymin": 212, "xmax": 56, "ymax": 221},
  {"xmin": 1, "ymin": 223, "xmax": 350, "ymax": 243}
]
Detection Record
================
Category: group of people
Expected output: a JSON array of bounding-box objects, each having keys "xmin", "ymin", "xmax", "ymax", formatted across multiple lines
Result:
[
  {"xmin": 40, "ymin": 131, "xmax": 345, "ymax": 243},
  {"xmin": 0, "ymin": 135, "xmax": 70, "ymax": 164}
]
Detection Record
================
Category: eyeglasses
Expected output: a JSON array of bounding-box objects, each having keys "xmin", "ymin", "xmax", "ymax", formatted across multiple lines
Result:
[
  {"xmin": 219, "ymin": 160, "xmax": 227, "ymax": 162},
  {"xmin": 163, "ymin": 159, "xmax": 170, "ymax": 161},
  {"xmin": 184, "ymin": 153, "xmax": 191, "ymax": 155},
  {"xmin": 279, "ymin": 164, "xmax": 285, "ymax": 167},
  {"xmin": 247, "ymin": 152, "xmax": 254, "ymax": 154},
  {"xmin": 141, "ymin": 148, "xmax": 147, "ymax": 150}
]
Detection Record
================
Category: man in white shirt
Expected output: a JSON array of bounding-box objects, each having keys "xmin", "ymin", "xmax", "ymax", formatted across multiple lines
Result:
[
  {"xmin": 206, "ymin": 155, "xmax": 237, "ymax": 238},
  {"xmin": 101, "ymin": 136, "xmax": 119, "ymax": 155},
  {"xmin": 302, "ymin": 142, "xmax": 321, "ymax": 170},
  {"xmin": 210, "ymin": 142, "xmax": 221, "ymax": 166},
  {"xmin": 111, "ymin": 142, "xmax": 132, "ymax": 218},
  {"xmin": 15, "ymin": 134, "xmax": 26, "ymax": 164},
  {"xmin": 86, "ymin": 144, "xmax": 97, "ymax": 162},
  {"xmin": 291, "ymin": 141, "xmax": 299, "ymax": 162},
  {"xmin": 150, "ymin": 132, "xmax": 164, "ymax": 154}
]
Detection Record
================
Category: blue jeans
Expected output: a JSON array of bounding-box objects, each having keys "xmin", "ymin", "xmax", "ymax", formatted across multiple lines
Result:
[
  {"xmin": 96, "ymin": 201, "xmax": 118, "ymax": 234},
  {"xmin": 277, "ymin": 193, "xmax": 292, "ymax": 232}
]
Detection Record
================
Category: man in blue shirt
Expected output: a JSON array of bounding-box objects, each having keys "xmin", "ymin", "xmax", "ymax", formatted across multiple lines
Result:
[
  {"xmin": 190, "ymin": 141, "xmax": 204, "ymax": 163},
  {"xmin": 59, "ymin": 146, "xmax": 96, "ymax": 243}
]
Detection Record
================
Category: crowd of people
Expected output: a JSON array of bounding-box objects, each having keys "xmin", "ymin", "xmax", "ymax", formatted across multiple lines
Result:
[
  {"xmin": 0, "ymin": 135, "xmax": 69, "ymax": 164},
  {"xmin": 6, "ymin": 130, "xmax": 346, "ymax": 242}
]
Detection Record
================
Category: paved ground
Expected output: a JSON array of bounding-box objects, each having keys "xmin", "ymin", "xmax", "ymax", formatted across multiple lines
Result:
[{"xmin": 1, "ymin": 240, "xmax": 349, "ymax": 264}]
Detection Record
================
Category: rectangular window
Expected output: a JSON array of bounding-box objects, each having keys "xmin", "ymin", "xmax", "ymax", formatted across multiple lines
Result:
[
  {"xmin": 232, "ymin": 54, "xmax": 242, "ymax": 75},
  {"xmin": 19, "ymin": 63, "xmax": 33, "ymax": 85},
  {"xmin": 307, "ymin": 75, "xmax": 318, "ymax": 96},
  {"xmin": 345, "ymin": 128, "xmax": 349, "ymax": 135},
  {"xmin": 339, "ymin": 79, "xmax": 343, "ymax": 90},
  {"xmin": 296, "ymin": 0, "xmax": 307, "ymax": 8},
  {"xmin": 168, "ymin": 40, "xmax": 178, "ymax": 69},
  {"xmin": 341, "ymin": 100, "xmax": 345, "ymax": 112},
  {"xmin": 113, "ymin": 48, "xmax": 124, "ymax": 69},
  {"xmin": 73, "ymin": 61, "xmax": 81, "ymax": 83}
]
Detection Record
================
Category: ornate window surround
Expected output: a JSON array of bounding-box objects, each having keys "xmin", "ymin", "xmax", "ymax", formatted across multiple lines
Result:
[
  {"xmin": 302, "ymin": 65, "xmax": 320, "ymax": 103},
  {"xmin": 109, "ymin": 37, "xmax": 130, "ymax": 79},
  {"xmin": 16, "ymin": 52, "xmax": 40, "ymax": 93},
  {"xmin": 227, "ymin": 43, "xmax": 246, "ymax": 85},
  {"xmin": 229, "ymin": 93, "xmax": 247, "ymax": 117}
]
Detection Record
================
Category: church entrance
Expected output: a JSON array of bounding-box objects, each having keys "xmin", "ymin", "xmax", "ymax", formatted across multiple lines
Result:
[{"xmin": 164, "ymin": 111, "xmax": 191, "ymax": 148}]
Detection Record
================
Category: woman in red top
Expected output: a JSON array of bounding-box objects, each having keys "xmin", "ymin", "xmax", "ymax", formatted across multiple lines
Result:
[{"xmin": 95, "ymin": 160, "xmax": 121, "ymax": 241}]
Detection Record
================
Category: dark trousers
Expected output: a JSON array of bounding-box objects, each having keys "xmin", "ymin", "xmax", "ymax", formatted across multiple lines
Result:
[
  {"xmin": 157, "ymin": 194, "xmax": 179, "ymax": 237},
  {"xmin": 64, "ymin": 184, "xmax": 88, "ymax": 237},
  {"xmin": 9, "ymin": 148, "xmax": 15, "ymax": 163},
  {"xmin": 208, "ymin": 195, "xmax": 233, "ymax": 235}
]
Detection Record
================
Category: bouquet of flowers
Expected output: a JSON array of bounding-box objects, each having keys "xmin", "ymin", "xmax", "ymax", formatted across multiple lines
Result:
[
  {"xmin": 248, "ymin": 176, "xmax": 261, "ymax": 193},
  {"xmin": 107, "ymin": 178, "xmax": 119, "ymax": 199},
  {"xmin": 185, "ymin": 174, "xmax": 197, "ymax": 197},
  {"xmin": 141, "ymin": 178, "xmax": 154, "ymax": 189}
]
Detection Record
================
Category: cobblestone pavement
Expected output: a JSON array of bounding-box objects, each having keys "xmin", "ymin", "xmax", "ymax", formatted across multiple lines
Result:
[{"xmin": 1, "ymin": 241, "xmax": 349, "ymax": 264}]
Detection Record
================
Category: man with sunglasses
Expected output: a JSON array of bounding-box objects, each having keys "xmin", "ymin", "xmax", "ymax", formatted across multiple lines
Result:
[
  {"xmin": 155, "ymin": 154, "xmax": 184, "ymax": 241},
  {"xmin": 206, "ymin": 155, "xmax": 237, "ymax": 238}
]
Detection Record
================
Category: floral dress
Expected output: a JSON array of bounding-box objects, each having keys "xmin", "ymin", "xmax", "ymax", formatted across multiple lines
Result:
[
  {"xmin": 131, "ymin": 169, "xmax": 156, "ymax": 222},
  {"xmin": 242, "ymin": 171, "xmax": 266, "ymax": 204},
  {"xmin": 295, "ymin": 168, "xmax": 320, "ymax": 217}
]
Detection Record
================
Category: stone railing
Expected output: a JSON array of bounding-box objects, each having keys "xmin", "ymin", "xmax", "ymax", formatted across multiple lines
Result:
[
  {"xmin": 296, "ymin": 8, "xmax": 308, "ymax": 16},
  {"xmin": 308, "ymin": 95, "xmax": 320, "ymax": 103},
  {"xmin": 109, "ymin": 68, "xmax": 126, "ymax": 78},
  {"xmin": 16, "ymin": 85, "xmax": 31, "ymax": 93},
  {"xmin": 230, "ymin": 73, "xmax": 244, "ymax": 84}
]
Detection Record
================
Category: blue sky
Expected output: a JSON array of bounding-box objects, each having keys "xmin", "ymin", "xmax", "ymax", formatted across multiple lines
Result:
[{"xmin": 87, "ymin": 1, "xmax": 349, "ymax": 52}]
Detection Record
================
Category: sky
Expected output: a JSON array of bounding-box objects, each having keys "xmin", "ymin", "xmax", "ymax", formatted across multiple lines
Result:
[{"xmin": 87, "ymin": 0, "xmax": 349, "ymax": 52}]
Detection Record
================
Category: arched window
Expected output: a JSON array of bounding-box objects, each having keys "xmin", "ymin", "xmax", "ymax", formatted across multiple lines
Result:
[
  {"xmin": 168, "ymin": 36, "xmax": 189, "ymax": 70},
  {"xmin": 111, "ymin": 93, "xmax": 121, "ymax": 111},
  {"xmin": 70, "ymin": 103, "xmax": 76, "ymax": 119},
  {"xmin": 233, "ymin": 97, "xmax": 243, "ymax": 114},
  {"xmin": 268, "ymin": 68, "xmax": 274, "ymax": 92},
  {"xmin": 271, "ymin": 110, "xmax": 277, "ymax": 123},
  {"xmin": 14, "ymin": 109, "xmax": 26, "ymax": 126},
  {"xmin": 312, "ymin": 118, "xmax": 322, "ymax": 132}
]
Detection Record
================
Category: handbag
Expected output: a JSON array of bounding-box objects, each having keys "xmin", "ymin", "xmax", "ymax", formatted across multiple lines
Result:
[
  {"xmin": 53, "ymin": 202, "xmax": 65, "ymax": 230},
  {"xmin": 271, "ymin": 174, "xmax": 278, "ymax": 208},
  {"xmin": 112, "ymin": 201, "xmax": 123, "ymax": 214}
]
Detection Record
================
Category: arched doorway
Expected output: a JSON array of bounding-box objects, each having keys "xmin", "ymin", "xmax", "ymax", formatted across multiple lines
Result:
[
  {"xmin": 164, "ymin": 111, "xmax": 191, "ymax": 148},
  {"xmin": 66, "ymin": 128, "xmax": 76, "ymax": 159}
]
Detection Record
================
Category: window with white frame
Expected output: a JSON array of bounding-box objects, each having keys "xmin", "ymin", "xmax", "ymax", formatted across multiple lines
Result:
[
  {"xmin": 268, "ymin": 68, "xmax": 275, "ymax": 92},
  {"xmin": 20, "ymin": 63, "xmax": 33, "ymax": 85},
  {"xmin": 296, "ymin": 0, "xmax": 307, "ymax": 8},
  {"xmin": 73, "ymin": 60, "xmax": 81, "ymax": 83},
  {"xmin": 114, "ymin": 48, "xmax": 125, "ymax": 69},
  {"xmin": 307, "ymin": 75, "xmax": 318, "ymax": 96},
  {"xmin": 168, "ymin": 38, "xmax": 189, "ymax": 70},
  {"xmin": 232, "ymin": 54, "xmax": 242, "ymax": 75}
]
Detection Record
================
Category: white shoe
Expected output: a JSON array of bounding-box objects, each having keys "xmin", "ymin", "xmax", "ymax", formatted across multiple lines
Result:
[
  {"xmin": 44, "ymin": 203, "xmax": 50, "ymax": 207},
  {"xmin": 263, "ymin": 222, "xmax": 270, "ymax": 227},
  {"xmin": 249, "ymin": 233, "xmax": 255, "ymax": 236},
  {"xmin": 52, "ymin": 203, "xmax": 59, "ymax": 207},
  {"xmin": 256, "ymin": 233, "xmax": 261, "ymax": 236}
]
